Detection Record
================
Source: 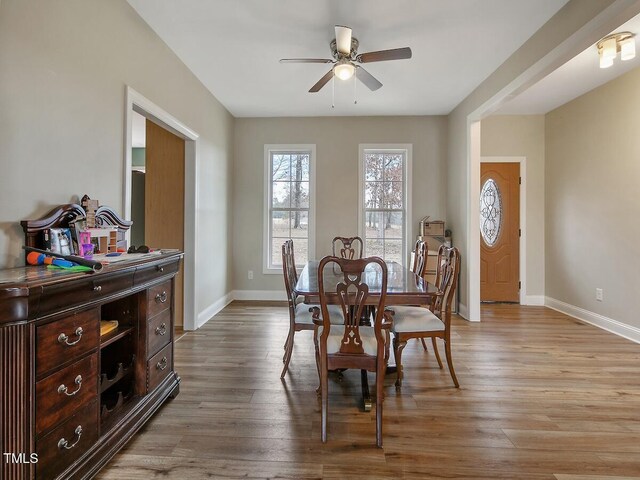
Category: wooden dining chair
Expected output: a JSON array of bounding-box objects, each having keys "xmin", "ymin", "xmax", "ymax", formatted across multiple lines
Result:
[
  {"xmin": 311, "ymin": 256, "xmax": 393, "ymax": 447},
  {"xmin": 332, "ymin": 236, "xmax": 363, "ymax": 259},
  {"xmin": 280, "ymin": 240, "xmax": 344, "ymax": 378},
  {"xmin": 388, "ymin": 246, "xmax": 461, "ymax": 389},
  {"xmin": 413, "ymin": 239, "xmax": 434, "ymax": 351},
  {"xmin": 390, "ymin": 239, "xmax": 429, "ymax": 349}
]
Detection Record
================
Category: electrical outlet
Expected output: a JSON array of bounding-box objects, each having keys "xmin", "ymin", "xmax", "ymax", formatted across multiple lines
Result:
[
  {"xmin": 248, "ymin": 270, "xmax": 253, "ymax": 280},
  {"xmin": 596, "ymin": 288, "xmax": 603, "ymax": 301}
]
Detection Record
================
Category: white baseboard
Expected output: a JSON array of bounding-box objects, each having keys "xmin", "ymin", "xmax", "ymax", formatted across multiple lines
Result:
[
  {"xmin": 523, "ymin": 295, "xmax": 545, "ymax": 306},
  {"xmin": 194, "ymin": 291, "xmax": 234, "ymax": 330},
  {"xmin": 545, "ymin": 297, "xmax": 640, "ymax": 345},
  {"xmin": 232, "ymin": 290, "xmax": 287, "ymax": 301}
]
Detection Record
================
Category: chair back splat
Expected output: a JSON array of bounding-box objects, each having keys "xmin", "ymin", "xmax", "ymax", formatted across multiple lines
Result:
[
  {"xmin": 431, "ymin": 245, "xmax": 461, "ymax": 322},
  {"xmin": 411, "ymin": 239, "xmax": 428, "ymax": 277},
  {"xmin": 282, "ymin": 239, "xmax": 298, "ymax": 306},
  {"xmin": 332, "ymin": 236, "xmax": 364, "ymax": 260}
]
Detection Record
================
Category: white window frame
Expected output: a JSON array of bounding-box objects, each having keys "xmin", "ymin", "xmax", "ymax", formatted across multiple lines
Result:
[
  {"xmin": 358, "ymin": 144, "xmax": 413, "ymax": 266},
  {"xmin": 263, "ymin": 144, "xmax": 316, "ymax": 274}
]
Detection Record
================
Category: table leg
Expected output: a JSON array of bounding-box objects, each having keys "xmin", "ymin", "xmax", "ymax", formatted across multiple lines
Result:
[{"xmin": 361, "ymin": 369, "xmax": 372, "ymax": 412}]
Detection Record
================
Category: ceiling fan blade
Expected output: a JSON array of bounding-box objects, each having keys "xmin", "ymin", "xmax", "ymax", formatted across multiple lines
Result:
[
  {"xmin": 356, "ymin": 66, "xmax": 382, "ymax": 91},
  {"xmin": 357, "ymin": 47, "xmax": 412, "ymax": 63},
  {"xmin": 280, "ymin": 58, "xmax": 334, "ymax": 64},
  {"xmin": 309, "ymin": 69, "xmax": 335, "ymax": 93},
  {"xmin": 335, "ymin": 25, "xmax": 352, "ymax": 55}
]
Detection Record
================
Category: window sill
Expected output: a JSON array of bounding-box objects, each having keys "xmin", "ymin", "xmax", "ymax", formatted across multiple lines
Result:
[
  {"xmin": 263, "ymin": 266, "xmax": 304, "ymax": 275},
  {"xmin": 263, "ymin": 268, "xmax": 282, "ymax": 275}
]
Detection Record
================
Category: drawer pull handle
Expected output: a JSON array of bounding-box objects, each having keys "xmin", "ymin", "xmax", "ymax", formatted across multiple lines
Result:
[
  {"xmin": 58, "ymin": 327, "xmax": 83, "ymax": 346},
  {"xmin": 58, "ymin": 375, "xmax": 83, "ymax": 396},
  {"xmin": 155, "ymin": 323, "xmax": 167, "ymax": 336},
  {"xmin": 93, "ymin": 285, "xmax": 102, "ymax": 292},
  {"xmin": 58, "ymin": 425, "xmax": 83, "ymax": 450},
  {"xmin": 156, "ymin": 356, "xmax": 168, "ymax": 371},
  {"xmin": 157, "ymin": 266, "xmax": 164, "ymax": 273},
  {"xmin": 155, "ymin": 291, "xmax": 168, "ymax": 304}
]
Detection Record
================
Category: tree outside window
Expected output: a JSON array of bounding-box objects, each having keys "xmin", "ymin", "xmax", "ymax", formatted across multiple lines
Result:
[
  {"xmin": 362, "ymin": 151, "xmax": 406, "ymax": 265},
  {"xmin": 269, "ymin": 151, "xmax": 311, "ymax": 268}
]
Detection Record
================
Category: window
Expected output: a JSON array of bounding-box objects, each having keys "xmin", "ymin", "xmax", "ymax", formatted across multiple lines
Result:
[
  {"xmin": 480, "ymin": 178, "xmax": 502, "ymax": 247},
  {"xmin": 359, "ymin": 145, "xmax": 412, "ymax": 266},
  {"xmin": 264, "ymin": 145, "xmax": 315, "ymax": 273}
]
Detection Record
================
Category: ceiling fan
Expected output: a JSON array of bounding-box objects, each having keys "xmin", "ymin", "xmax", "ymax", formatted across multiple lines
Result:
[{"xmin": 280, "ymin": 25, "xmax": 412, "ymax": 93}]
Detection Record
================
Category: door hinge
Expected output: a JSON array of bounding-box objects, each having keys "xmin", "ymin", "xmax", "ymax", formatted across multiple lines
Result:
[
  {"xmin": 519, "ymin": 228, "xmax": 521, "ymax": 237},
  {"xmin": 518, "ymin": 281, "xmax": 521, "ymax": 290},
  {"xmin": 519, "ymin": 176, "xmax": 522, "ymax": 185}
]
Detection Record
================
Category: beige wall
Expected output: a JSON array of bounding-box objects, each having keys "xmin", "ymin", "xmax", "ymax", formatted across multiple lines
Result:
[
  {"xmin": 0, "ymin": 0, "xmax": 234, "ymax": 323},
  {"xmin": 545, "ymin": 66, "xmax": 640, "ymax": 328},
  {"xmin": 481, "ymin": 115, "xmax": 545, "ymax": 298},
  {"xmin": 233, "ymin": 116, "xmax": 447, "ymax": 292}
]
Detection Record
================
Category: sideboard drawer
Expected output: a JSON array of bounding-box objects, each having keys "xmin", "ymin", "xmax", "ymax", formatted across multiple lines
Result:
[
  {"xmin": 36, "ymin": 309, "xmax": 99, "ymax": 376},
  {"xmin": 36, "ymin": 353, "xmax": 98, "ymax": 436},
  {"xmin": 36, "ymin": 400, "xmax": 98, "ymax": 480},
  {"xmin": 134, "ymin": 259, "xmax": 179, "ymax": 286},
  {"xmin": 87, "ymin": 270, "xmax": 135, "ymax": 300},
  {"xmin": 148, "ymin": 280, "xmax": 172, "ymax": 318},
  {"xmin": 38, "ymin": 271, "xmax": 134, "ymax": 315},
  {"xmin": 148, "ymin": 343, "xmax": 172, "ymax": 392},
  {"xmin": 148, "ymin": 309, "xmax": 171, "ymax": 358}
]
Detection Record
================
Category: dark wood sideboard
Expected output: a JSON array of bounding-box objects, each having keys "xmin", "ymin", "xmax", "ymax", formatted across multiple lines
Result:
[{"xmin": 0, "ymin": 205, "xmax": 182, "ymax": 479}]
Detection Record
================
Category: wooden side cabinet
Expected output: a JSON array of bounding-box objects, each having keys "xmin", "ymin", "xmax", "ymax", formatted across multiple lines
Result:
[
  {"xmin": 0, "ymin": 251, "xmax": 182, "ymax": 479},
  {"xmin": 1, "ymin": 204, "xmax": 182, "ymax": 479}
]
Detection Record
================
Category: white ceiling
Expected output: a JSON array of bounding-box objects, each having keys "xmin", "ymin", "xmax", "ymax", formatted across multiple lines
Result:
[
  {"xmin": 497, "ymin": 13, "xmax": 640, "ymax": 114},
  {"xmin": 127, "ymin": 0, "xmax": 568, "ymax": 117}
]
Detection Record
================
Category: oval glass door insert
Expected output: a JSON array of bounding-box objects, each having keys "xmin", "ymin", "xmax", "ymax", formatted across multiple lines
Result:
[{"xmin": 480, "ymin": 178, "xmax": 502, "ymax": 246}]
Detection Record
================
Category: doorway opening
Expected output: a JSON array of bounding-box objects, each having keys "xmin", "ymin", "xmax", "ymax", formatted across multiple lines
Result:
[
  {"xmin": 124, "ymin": 87, "xmax": 199, "ymax": 331},
  {"xmin": 130, "ymin": 111, "xmax": 146, "ymax": 248}
]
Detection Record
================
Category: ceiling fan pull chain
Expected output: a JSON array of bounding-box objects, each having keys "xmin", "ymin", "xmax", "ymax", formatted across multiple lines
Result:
[
  {"xmin": 331, "ymin": 74, "xmax": 335, "ymax": 109},
  {"xmin": 354, "ymin": 70, "xmax": 358, "ymax": 105}
]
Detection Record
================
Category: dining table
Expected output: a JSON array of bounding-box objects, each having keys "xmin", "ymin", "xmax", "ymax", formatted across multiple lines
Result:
[{"xmin": 294, "ymin": 260, "xmax": 441, "ymax": 411}]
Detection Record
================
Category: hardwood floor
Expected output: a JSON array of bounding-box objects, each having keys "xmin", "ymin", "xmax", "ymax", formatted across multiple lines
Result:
[{"xmin": 97, "ymin": 303, "xmax": 640, "ymax": 479}]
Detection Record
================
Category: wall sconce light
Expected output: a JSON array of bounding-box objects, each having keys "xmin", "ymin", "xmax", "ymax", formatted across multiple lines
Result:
[{"xmin": 597, "ymin": 31, "xmax": 636, "ymax": 68}]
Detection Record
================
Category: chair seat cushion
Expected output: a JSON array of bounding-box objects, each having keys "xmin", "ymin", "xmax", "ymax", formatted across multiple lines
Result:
[
  {"xmin": 318, "ymin": 325, "xmax": 384, "ymax": 356},
  {"xmin": 388, "ymin": 306, "xmax": 444, "ymax": 333},
  {"xmin": 294, "ymin": 303, "xmax": 344, "ymax": 325}
]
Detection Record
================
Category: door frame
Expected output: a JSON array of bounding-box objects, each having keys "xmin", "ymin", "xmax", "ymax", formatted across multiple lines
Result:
[
  {"xmin": 480, "ymin": 156, "xmax": 527, "ymax": 305},
  {"xmin": 124, "ymin": 86, "xmax": 199, "ymax": 331}
]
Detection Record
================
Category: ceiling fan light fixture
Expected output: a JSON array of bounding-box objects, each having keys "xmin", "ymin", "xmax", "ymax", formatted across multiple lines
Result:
[{"xmin": 334, "ymin": 61, "xmax": 355, "ymax": 80}]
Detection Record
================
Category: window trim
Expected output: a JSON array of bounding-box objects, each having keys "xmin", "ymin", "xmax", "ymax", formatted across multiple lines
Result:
[
  {"xmin": 358, "ymin": 144, "xmax": 413, "ymax": 266},
  {"xmin": 263, "ymin": 144, "xmax": 316, "ymax": 275}
]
